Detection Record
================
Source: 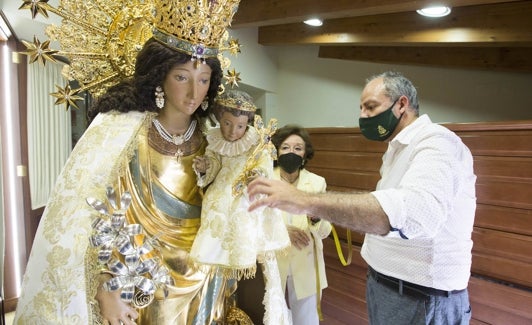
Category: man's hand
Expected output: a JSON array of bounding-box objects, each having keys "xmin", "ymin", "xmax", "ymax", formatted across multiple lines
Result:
[{"xmin": 247, "ymin": 176, "xmax": 309, "ymax": 214}]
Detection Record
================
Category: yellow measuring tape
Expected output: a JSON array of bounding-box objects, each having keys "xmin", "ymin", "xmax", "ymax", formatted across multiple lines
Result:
[
  {"xmin": 314, "ymin": 224, "xmax": 353, "ymax": 321},
  {"xmin": 331, "ymin": 224, "xmax": 353, "ymax": 266}
]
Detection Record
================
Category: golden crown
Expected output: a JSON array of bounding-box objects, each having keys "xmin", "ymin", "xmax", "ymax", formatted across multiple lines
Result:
[
  {"xmin": 152, "ymin": 0, "xmax": 240, "ymax": 61},
  {"xmin": 216, "ymin": 89, "xmax": 257, "ymax": 112},
  {"xmin": 19, "ymin": 0, "xmax": 242, "ymax": 109}
]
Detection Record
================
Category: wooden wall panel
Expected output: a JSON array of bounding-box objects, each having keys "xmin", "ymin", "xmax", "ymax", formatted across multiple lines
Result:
[
  {"xmin": 468, "ymin": 276, "xmax": 532, "ymax": 324},
  {"xmin": 311, "ymin": 151, "xmax": 382, "ymax": 172},
  {"xmin": 306, "ymin": 121, "xmax": 532, "ymax": 325},
  {"xmin": 322, "ymin": 272, "xmax": 366, "ymax": 323},
  {"xmin": 473, "ymin": 156, "xmax": 532, "ymax": 178},
  {"xmin": 475, "ymin": 204, "xmax": 531, "ymax": 236},
  {"xmin": 460, "ymin": 131, "xmax": 532, "ymax": 157},
  {"xmin": 322, "ymin": 239, "xmax": 368, "ymax": 324},
  {"xmin": 307, "ymin": 129, "xmax": 387, "ymax": 153},
  {"xmin": 310, "ymin": 168, "xmax": 380, "ymax": 191},
  {"xmin": 476, "ymin": 178, "xmax": 532, "ymax": 210},
  {"xmin": 471, "ymin": 228, "xmax": 532, "ymax": 287},
  {"xmin": 472, "ymin": 253, "xmax": 532, "ymax": 288},
  {"xmin": 472, "ymin": 229, "xmax": 532, "ymax": 264}
]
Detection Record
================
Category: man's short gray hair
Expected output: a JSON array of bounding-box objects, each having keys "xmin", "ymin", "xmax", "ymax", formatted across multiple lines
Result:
[{"xmin": 366, "ymin": 71, "xmax": 419, "ymax": 115}]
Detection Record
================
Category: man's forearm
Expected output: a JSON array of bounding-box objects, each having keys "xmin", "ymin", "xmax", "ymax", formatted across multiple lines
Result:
[{"xmin": 305, "ymin": 191, "xmax": 390, "ymax": 235}]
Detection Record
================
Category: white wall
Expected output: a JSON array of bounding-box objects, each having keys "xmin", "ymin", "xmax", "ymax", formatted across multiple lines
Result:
[
  {"xmin": 230, "ymin": 27, "xmax": 532, "ymax": 128},
  {"xmin": 229, "ymin": 28, "xmax": 278, "ymax": 93}
]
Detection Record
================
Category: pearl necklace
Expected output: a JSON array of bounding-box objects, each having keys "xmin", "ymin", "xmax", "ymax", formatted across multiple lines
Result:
[
  {"xmin": 152, "ymin": 118, "xmax": 197, "ymax": 146},
  {"xmin": 152, "ymin": 118, "xmax": 197, "ymax": 162}
]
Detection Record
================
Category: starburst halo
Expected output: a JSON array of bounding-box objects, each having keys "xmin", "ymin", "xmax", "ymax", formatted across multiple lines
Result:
[{"xmin": 18, "ymin": 0, "xmax": 243, "ymax": 110}]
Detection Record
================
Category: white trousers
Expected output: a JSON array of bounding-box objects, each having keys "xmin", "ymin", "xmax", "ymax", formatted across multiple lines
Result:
[{"xmin": 286, "ymin": 275, "xmax": 319, "ymax": 325}]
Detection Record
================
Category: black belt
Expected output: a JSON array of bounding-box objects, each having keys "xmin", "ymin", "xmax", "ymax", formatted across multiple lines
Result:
[{"xmin": 368, "ymin": 266, "xmax": 465, "ymax": 298}]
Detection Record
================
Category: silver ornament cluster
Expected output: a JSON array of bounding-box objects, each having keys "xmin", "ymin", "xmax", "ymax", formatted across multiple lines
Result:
[{"xmin": 87, "ymin": 186, "xmax": 174, "ymax": 308}]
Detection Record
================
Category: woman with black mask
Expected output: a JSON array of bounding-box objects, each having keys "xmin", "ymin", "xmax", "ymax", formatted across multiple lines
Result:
[{"xmin": 271, "ymin": 125, "xmax": 332, "ymax": 325}]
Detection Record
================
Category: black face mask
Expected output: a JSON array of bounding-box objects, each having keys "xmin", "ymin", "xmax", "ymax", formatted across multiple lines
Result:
[
  {"xmin": 278, "ymin": 153, "xmax": 303, "ymax": 174},
  {"xmin": 359, "ymin": 99, "xmax": 402, "ymax": 141}
]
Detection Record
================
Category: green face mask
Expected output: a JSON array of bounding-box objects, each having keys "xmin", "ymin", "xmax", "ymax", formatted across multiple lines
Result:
[{"xmin": 359, "ymin": 99, "xmax": 401, "ymax": 141}]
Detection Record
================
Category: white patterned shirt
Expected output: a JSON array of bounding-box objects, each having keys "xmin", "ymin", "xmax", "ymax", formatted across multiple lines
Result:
[{"xmin": 361, "ymin": 114, "xmax": 476, "ymax": 290}]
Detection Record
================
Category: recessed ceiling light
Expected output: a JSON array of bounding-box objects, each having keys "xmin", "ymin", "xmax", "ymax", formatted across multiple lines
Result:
[
  {"xmin": 416, "ymin": 6, "xmax": 451, "ymax": 17},
  {"xmin": 304, "ymin": 18, "xmax": 323, "ymax": 27}
]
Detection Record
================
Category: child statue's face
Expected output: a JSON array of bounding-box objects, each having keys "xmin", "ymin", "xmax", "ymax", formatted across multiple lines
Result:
[{"xmin": 219, "ymin": 110, "xmax": 249, "ymax": 142}]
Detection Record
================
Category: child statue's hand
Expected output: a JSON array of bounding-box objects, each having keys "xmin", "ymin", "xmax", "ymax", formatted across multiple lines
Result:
[{"xmin": 193, "ymin": 156, "xmax": 209, "ymax": 173}]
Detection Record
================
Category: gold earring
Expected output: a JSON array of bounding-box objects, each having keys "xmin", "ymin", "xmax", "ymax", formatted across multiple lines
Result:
[{"xmin": 201, "ymin": 99, "xmax": 209, "ymax": 111}]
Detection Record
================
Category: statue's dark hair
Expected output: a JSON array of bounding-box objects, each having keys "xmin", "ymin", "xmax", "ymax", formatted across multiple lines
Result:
[{"xmin": 88, "ymin": 38, "xmax": 222, "ymax": 122}]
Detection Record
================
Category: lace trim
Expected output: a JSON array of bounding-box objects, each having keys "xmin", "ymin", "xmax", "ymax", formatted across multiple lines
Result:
[
  {"xmin": 191, "ymin": 261, "xmax": 258, "ymax": 281},
  {"xmin": 115, "ymin": 112, "xmax": 155, "ymax": 180},
  {"xmin": 188, "ymin": 245, "xmax": 289, "ymax": 282},
  {"xmin": 206, "ymin": 126, "xmax": 259, "ymax": 157},
  {"xmin": 86, "ymin": 112, "xmax": 151, "ymax": 324}
]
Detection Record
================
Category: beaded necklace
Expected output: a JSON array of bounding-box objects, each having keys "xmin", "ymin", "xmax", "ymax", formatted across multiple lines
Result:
[{"xmin": 152, "ymin": 118, "xmax": 197, "ymax": 161}]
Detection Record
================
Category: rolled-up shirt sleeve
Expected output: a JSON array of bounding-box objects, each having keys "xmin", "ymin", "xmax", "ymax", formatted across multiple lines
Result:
[{"xmin": 371, "ymin": 132, "xmax": 464, "ymax": 239}]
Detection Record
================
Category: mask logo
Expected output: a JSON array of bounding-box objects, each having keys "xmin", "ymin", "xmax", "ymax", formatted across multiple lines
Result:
[{"xmin": 377, "ymin": 125, "xmax": 388, "ymax": 136}]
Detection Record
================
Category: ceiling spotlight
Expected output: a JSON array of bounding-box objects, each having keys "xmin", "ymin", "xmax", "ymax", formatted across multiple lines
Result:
[
  {"xmin": 304, "ymin": 18, "xmax": 323, "ymax": 27},
  {"xmin": 416, "ymin": 6, "xmax": 451, "ymax": 17}
]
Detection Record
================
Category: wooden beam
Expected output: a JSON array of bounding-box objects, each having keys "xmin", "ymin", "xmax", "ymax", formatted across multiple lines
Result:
[
  {"xmin": 257, "ymin": 1, "xmax": 532, "ymax": 47},
  {"xmin": 233, "ymin": 0, "xmax": 522, "ymax": 27},
  {"xmin": 318, "ymin": 46, "xmax": 532, "ymax": 73}
]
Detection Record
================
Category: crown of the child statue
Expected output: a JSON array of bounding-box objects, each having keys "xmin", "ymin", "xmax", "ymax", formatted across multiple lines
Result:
[{"xmin": 217, "ymin": 89, "xmax": 257, "ymax": 112}]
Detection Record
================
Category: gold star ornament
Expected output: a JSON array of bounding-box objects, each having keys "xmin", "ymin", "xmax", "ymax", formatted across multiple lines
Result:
[
  {"xmin": 51, "ymin": 84, "xmax": 84, "ymax": 110},
  {"xmin": 227, "ymin": 38, "xmax": 241, "ymax": 56},
  {"xmin": 21, "ymin": 37, "xmax": 58, "ymax": 65},
  {"xmin": 225, "ymin": 68, "xmax": 241, "ymax": 88},
  {"xmin": 19, "ymin": 0, "xmax": 52, "ymax": 19}
]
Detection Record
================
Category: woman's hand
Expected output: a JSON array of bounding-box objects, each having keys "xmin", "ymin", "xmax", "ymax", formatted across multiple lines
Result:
[
  {"xmin": 96, "ymin": 282, "xmax": 139, "ymax": 325},
  {"xmin": 287, "ymin": 225, "xmax": 311, "ymax": 250}
]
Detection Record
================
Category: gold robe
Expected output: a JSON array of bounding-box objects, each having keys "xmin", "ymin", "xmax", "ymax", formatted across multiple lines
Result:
[
  {"xmin": 120, "ymin": 121, "xmax": 230, "ymax": 324},
  {"xmin": 14, "ymin": 111, "xmax": 232, "ymax": 325}
]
